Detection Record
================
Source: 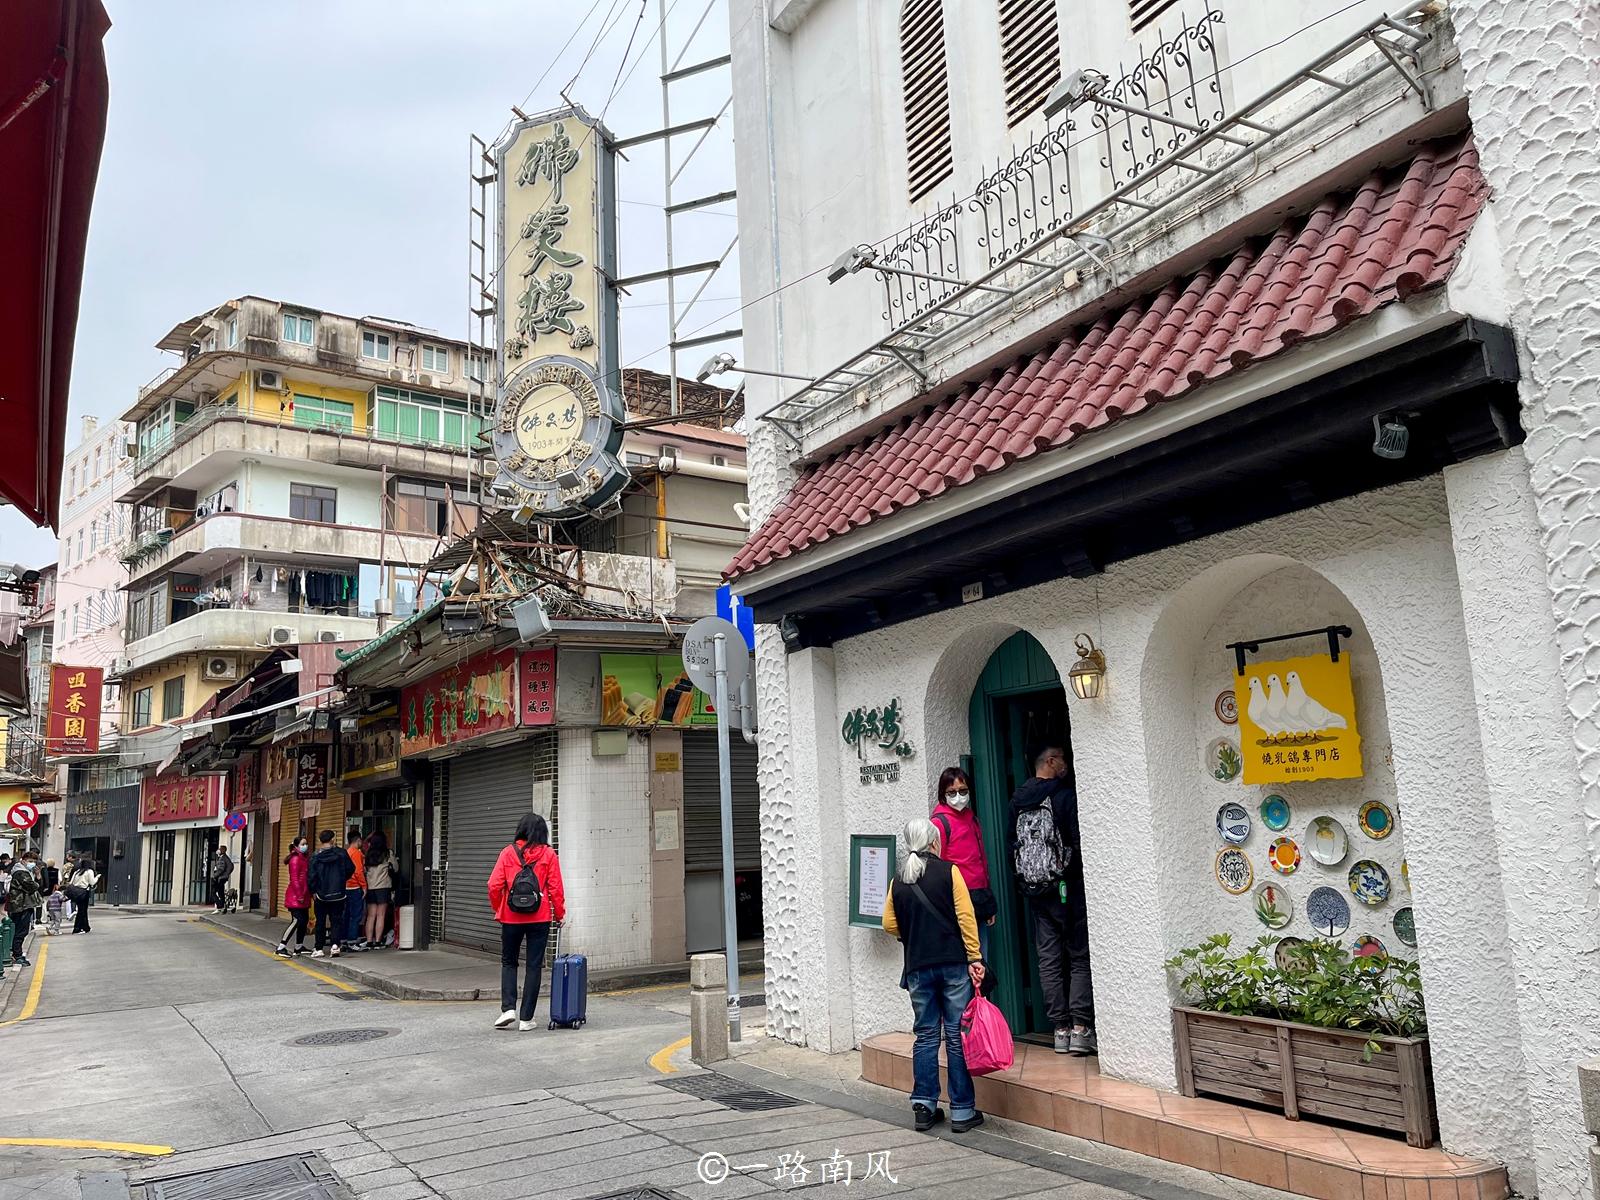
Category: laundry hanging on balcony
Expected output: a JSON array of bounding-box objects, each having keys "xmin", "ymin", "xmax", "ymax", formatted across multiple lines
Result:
[{"xmin": 287, "ymin": 570, "xmax": 358, "ymax": 611}]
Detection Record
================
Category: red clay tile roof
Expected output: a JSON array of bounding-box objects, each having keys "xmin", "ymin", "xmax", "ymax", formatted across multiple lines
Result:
[{"xmin": 728, "ymin": 133, "xmax": 1487, "ymax": 582}]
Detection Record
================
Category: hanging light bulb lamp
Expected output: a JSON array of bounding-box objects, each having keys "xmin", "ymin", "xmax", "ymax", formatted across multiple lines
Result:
[{"xmin": 1069, "ymin": 634, "xmax": 1107, "ymax": 701}]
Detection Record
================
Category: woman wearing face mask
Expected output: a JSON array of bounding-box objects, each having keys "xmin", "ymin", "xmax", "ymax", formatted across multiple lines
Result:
[
  {"xmin": 275, "ymin": 836, "xmax": 312, "ymax": 959},
  {"xmin": 930, "ymin": 767, "xmax": 996, "ymax": 962}
]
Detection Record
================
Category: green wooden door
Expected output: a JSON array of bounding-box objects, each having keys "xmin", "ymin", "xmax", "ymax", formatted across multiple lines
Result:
[{"xmin": 967, "ymin": 632, "xmax": 1071, "ymax": 1038}]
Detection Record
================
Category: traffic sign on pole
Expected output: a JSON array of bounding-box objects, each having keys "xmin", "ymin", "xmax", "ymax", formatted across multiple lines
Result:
[
  {"xmin": 224, "ymin": 812, "xmax": 248, "ymax": 832},
  {"xmin": 6, "ymin": 801, "xmax": 39, "ymax": 830},
  {"xmin": 683, "ymin": 616, "xmax": 749, "ymax": 697}
]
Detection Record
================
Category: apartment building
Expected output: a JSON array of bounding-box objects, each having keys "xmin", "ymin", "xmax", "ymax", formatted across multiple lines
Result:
[{"xmin": 112, "ymin": 296, "xmax": 484, "ymax": 904}]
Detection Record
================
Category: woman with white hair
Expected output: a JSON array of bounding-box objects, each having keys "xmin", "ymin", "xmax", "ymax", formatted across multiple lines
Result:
[{"xmin": 881, "ymin": 817, "xmax": 986, "ymax": 1133}]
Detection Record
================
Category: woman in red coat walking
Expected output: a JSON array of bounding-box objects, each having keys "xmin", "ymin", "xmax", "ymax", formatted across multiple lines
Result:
[
  {"xmin": 487, "ymin": 813, "xmax": 566, "ymax": 1030},
  {"xmin": 275, "ymin": 836, "xmax": 311, "ymax": 959}
]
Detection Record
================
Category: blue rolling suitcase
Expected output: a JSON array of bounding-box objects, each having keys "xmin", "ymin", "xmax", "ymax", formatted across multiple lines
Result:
[{"xmin": 548, "ymin": 924, "xmax": 588, "ymax": 1029}]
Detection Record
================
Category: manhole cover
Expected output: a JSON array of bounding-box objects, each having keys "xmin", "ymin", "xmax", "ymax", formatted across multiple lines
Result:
[
  {"xmin": 580, "ymin": 1190, "xmax": 683, "ymax": 1200},
  {"xmin": 288, "ymin": 1028, "xmax": 396, "ymax": 1047},
  {"xmin": 656, "ymin": 1073, "xmax": 805, "ymax": 1112},
  {"xmin": 145, "ymin": 1153, "xmax": 344, "ymax": 1200}
]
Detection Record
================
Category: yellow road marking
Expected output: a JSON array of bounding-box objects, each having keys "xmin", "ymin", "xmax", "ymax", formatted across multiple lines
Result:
[
  {"xmin": 649, "ymin": 1035, "xmax": 692, "ymax": 1075},
  {"xmin": 196, "ymin": 923, "xmax": 361, "ymax": 994},
  {"xmin": 0, "ymin": 1137, "xmax": 172, "ymax": 1156},
  {"xmin": 0, "ymin": 940, "xmax": 49, "ymax": 1028}
]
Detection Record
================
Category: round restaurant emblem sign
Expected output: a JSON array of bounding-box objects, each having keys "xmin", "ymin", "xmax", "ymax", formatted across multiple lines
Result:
[{"xmin": 491, "ymin": 355, "xmax": 627, "ymax": 517}]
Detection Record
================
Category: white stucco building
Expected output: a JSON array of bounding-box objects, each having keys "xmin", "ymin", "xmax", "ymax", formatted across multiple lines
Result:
[{"xmin": 725, "ymin": 1, "xmax": 1600, "ymax": 1198}]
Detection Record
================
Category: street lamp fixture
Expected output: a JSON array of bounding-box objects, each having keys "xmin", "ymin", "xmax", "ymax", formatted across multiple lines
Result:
[
  {"xmin": 827, "ymin": 244, "xmax": 879, "ymax": 284},
  {"xmin": 1069, "ymin": 634, "xmax": 1107, "ymax": 701},
  {"xmin": 1044, "ymin": 68, "xmax": 1110, "ymax": 120}
]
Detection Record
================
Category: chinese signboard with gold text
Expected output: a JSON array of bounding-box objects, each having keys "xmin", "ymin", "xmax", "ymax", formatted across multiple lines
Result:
[
  {"xmin": 46, "ymin": 664, "xmax": 102, "ymax": 755},
  {"xmin": 1232, "ymin": 654, "xmax": 1363, "ymax": 784}
]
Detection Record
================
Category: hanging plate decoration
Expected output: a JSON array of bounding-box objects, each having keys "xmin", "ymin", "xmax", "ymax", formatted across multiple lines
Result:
[
  {"xmin": 1205, "ymin": 737, "xmax": 1243, "ymax": 783},
  {"xmin": 1353, "ymin": 934, "xmax": 1388, "ymax": 964},
  {"xmin": 1214, "ymin": 846, "xmax": 1253, "ymax": 895},
  {"xmin": 1392, "ymin": 906, "xmax": 1417, "ymax": 947},
  {"xmin": 1358, "ymin": 800, "xmax": 1395, "ymax": 840},
  {"xmin": 1306, "ymin": 815, "xmax": 1350, "ymax": 866},
  {"xmin": 1348, "ymin": 859, "xmax": 1391, "ymax": 906},
  {"xmin": 1214, "ymin": 690, "xmax": 1238, "ymax": 725},
  {"xmin": 1254, "ymin": 881, "xmax": 1293, "ymax": 929},
  {"xmin": 1216, "ymin": 802, "xmax": 1251, "ymax": 845},
  {"xmin": 1274, "ymin": 936, "xmax": 1308, "ymax": 972},
  {"xmin": 1267, "ymin": 836, "xmax": 1301, "ymax": 875},
  {"xmin": 1306, "ymin": 886, "xmax": 1351, "ymax": 936},
  {"xmin": 1259, "ymin": 793, "xmax": 1291, "ymax": 832}
]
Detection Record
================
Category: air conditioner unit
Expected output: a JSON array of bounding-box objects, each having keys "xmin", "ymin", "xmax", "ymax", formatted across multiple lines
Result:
[
  {"xmin": 123, "ymin": 440, "xmax": 138, "ymax": 458},
  {"xmin": 256, "ymin": 369, "xmax": 285, "ymax": 392},
  {"xmin": 111, "ymin": 656, "xmax": 132, "ymax": 676},
  {"xmin": 373, "ymin": 596, "xmax": 393, "ymax": 616},
  {"xmin": 418, "ymin": 373, "xmax": 435, "ymax": 388},
  {"xmin": 195, "ymin": 505, "xmax": 211, "ymax": 520},
  {"xmin": 202, "ymin": 656, "xmax": 238, "ymax": 682},
  {"xmin": 195, "ymin": 390, "xmax": 216, "ymax": 406},
  {"xmin": 269, "ymin": 625, "xmax": 295, "ymax": 645},
  {"xmin": 389, "ymin": 368, "xmax": 405, "ymax": 381},
  {"xmin": 317, "ymin": 630, "xmax": 340, "ymax": 643}
]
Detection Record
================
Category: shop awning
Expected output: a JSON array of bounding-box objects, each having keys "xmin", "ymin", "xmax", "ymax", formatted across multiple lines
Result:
[
  {"xmin": 0, "ymin": 0, "xmax": 111, "ymax": 529},
  {"xmin": 728, "ymin": 133, "xmax": 1489, "ymax": 584}
]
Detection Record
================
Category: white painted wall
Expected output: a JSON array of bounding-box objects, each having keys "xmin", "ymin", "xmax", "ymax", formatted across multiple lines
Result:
[{"xmin": 243, "ymin": 462, "xmax": 383, "ymax": 528}]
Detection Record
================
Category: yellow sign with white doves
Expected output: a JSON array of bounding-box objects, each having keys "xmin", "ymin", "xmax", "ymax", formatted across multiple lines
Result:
[{"xmin": 1233, "ymin": 654, "xmax": 1362, "ymax": 784}]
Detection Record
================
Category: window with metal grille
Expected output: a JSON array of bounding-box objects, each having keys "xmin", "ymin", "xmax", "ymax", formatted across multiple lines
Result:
[
  {"xmin": 1130, "ymin": 0, "xmax": 1181, "ymax": 33},
  {"xmin": 900, "ymin": 0, "xmax": 954, "ymax": 201},
  {"xmin": 999, "ymin": 0, "xmax": 1061, "ymax": 124}
]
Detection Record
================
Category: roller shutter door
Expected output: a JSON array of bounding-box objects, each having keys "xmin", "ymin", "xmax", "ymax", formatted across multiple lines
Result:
[
  {"xmin": 682, "ymin": 732, "xmax": 759, "ymax": 872},
  {"xmin": 443, "ymin": 741, "xmax": 537, "ymax": 952},
  {"xmin": 273, "ymin": 795, "xmax": 301, "ymax": 917}
]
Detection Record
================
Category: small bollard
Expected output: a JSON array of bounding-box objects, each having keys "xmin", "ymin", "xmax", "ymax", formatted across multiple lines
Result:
[{"xmin": 689, "ymin": 952, "xmax": 729, "ymax": 1065}]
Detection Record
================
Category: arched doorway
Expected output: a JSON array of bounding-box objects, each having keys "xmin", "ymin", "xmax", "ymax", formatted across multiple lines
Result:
[{"xmin": 967, "ymin": 630, "xmax": 1070, "ymax": 1039}]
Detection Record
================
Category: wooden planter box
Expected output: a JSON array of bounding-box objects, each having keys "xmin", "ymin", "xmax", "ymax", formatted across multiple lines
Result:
[{"xmin": 1172, "ymin": 1006, "xmax": 1437, "ymax": 1147}]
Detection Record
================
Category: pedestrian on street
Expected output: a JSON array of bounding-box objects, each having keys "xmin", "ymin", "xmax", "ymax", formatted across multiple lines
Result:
[
  {"xmin": 881, "ymin": 817, "xmax": 986, "ymax": 1135},
  {"xmin": 342, "ymin": 827, "xmax": 367, "ymax": 951},
  {"xmin": 309, "ymin": 830, "xmax": 349, "ymax": 958},
  {"xmin": 275, "ymin": 835, "xmax": 311, "ymax": 959},
  {"xmin": 65, "ymin": 858, "xmax": 98, "ymax": 933},
  {"xmin": 210, "ymin": 846, "xmax": 233, "ymax": 913},
  {"xmin": 487, "ymin": 812, "xmax": 565, "ymax": 1031},
  {"xmin": 0, "ymin": 908, "xmax": 11, "ymax": 984},
  {"xmin": 930, "ymin": 766, "xmax": 996, "ymax": 963},
  {"xmin": 43, "ymin": 859, "xmax": 59, "ymax": 896},
  {"xmin": 1009, "ymin": 743, "xmax": 1095, "ymax": 1056},
  {"xmin": 361, "ymin": 831, "xmax": 394, "ymax": 950},
  {"xmin": 6, "ymin": 853, "xmax": 41, "ymax": 966}
]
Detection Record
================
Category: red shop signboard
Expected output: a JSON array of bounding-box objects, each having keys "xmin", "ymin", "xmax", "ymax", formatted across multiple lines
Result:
[
  {"xmin": 141, "ymin": 774, "xmax": 225, "ymax": 825},
  {"xmin": 46, "ymin": 664, "xmax": 103, "ymax": 755},
  {"xmin": 400, "ymin": 646, "xmax": 557, "ymax": 757},
  {"xmin": 229, "ymin": 751, "xmax": 264, "ymax": 814}
]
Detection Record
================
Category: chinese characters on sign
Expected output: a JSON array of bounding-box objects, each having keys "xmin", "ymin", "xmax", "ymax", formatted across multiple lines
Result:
[
  {"xmin": 261, "ymin": 741, "xmax": 298, "ymax": 799},
  {"xmin": 229, "ymin": 751, "xmax": 264, "ymax": 814},
  {"xmin": 401, "ymin": 647, "xmax": 551, "ymax": 757},
  {"xmin": 46, "ymin": 664, "xmax": 103, "ymax": 755},
  {"xmin": 520, "ymin": 647, "xmax": 556, "ymax": 726},
  {"xmin": 139, "ymin": 774, "xmax": 224, "ymax": 826},
  {"xmin": 1232, "ymin": 653, "xmax": 1364, "ymax": 785},
  {"xmin": 842, "ymin": 699, "xmax": 915, "ymax": 785},
  {"xmin": 696, "ymin": 1148, "xmax": 898, "ymax": 1188},
  {"xmin": 339, "ymin": 719, "xmax": 402, "ymax": 787},
  {"xmin": 295, "ymin": 744, "xmax": 328, "ymax": 806}
]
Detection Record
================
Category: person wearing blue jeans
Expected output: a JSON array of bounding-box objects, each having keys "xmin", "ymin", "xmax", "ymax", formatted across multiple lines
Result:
[
  {"xmin": 342, "ymin": 827, "xmax": 367, "ymax": 949},
  {"xmin": 882, "ymin": 817, "xmax": 987, "ymax": 1133}
]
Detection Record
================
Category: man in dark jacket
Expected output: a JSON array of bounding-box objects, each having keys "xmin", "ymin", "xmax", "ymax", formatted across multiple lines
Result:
[
  {"xmin": 210, "ymin": 847, "xmax": 233, "ymax": 913},
  {"xmin": 308, "ymin": 831, "xmax": 349, "ymax": 958},
  {"xmin": 1009, "ymin": 744, "xmax": 1095, "ymax": 1056}
]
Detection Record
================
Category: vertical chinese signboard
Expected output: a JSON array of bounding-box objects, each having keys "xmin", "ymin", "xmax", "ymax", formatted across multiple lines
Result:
[
  {"xmin": 401, "ymin": 646, "xmax": 556, "ymax": 757},
  {"xmin": 520, "ymin": 647, "xmax": 556, "ymax": 726},
  {"xmin": 46, "ymin": 664, "xmax": 103, "ymax": 755},
  {"xmin": 1233, "ymin": 654, "xmax": 1363, "ymax": 784},
  {"xmin": 295, "ymin": 745, "xmax": 328, "ymax": 808},
  {"xmin": 491, "ymin": 103, "xmax": 627, "ymax": 516},
  {"xmin": 230, "ymin": 751, "xmax": 263, "ymax": 814}
]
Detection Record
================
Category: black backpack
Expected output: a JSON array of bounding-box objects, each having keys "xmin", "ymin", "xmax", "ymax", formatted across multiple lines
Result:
[{"xmin": 506, "ymin": 844, "xmax": 543, "ymax": 915}]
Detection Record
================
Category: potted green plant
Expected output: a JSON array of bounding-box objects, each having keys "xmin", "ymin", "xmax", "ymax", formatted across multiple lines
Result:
[{"xmin": 1165, "ymin": 934, "xmax": 1435, "ymax": 1146}]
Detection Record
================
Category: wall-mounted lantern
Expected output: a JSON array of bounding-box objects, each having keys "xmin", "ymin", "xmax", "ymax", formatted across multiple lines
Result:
[{"xmin": 1069, "ymin": 634, "xmax": 1106, "ymax": 701}]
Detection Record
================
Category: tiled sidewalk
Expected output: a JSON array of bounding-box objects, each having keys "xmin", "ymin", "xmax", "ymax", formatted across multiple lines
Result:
[{"xmin": 862, "ymin": 1033, "xmax": 1508, "ymax": 1200}]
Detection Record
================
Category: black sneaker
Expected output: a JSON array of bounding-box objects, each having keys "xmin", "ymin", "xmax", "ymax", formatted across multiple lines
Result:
[
  {"xmin": 274, "ymin": 945, "xmax": 292, "ymax": 960},
  {"xmin": 913, "ymin": 1104, "xmax": 945, "ymax": 1132},
  {"xmin": 951, "ymin": 1112, "xmax": 985, "ymax": 1134}
]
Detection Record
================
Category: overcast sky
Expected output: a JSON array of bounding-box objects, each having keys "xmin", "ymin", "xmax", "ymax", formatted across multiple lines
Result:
[{"xmin": 2, "ymin": 0, "xmax": 740, "ymax": 566}]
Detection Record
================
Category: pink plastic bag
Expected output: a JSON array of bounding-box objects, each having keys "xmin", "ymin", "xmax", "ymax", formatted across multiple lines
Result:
[{"xmin": 960, "ymin": 994, "xmax": 1015, "ymax": 1076}]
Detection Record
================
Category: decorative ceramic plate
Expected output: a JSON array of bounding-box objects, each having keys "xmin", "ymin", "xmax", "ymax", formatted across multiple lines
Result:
[
  {"xmin": 1267, "ymin": 836, "xmax": 1301, "ymax": 875},
  {"xmin": 1353, "ymin": 934, "xmax": 1387, "ymax": 962},
  {"xmin": 1274, "ymin": 936, "xmax": 1308, "ymax": 972},
  {"xmin": 1206, "ymin": 737, "xmax": 1243, "ymax": 783},
  {"xmin": 1254, "ymin": 881, "xmax": 1293, "ymax": 929},
  {"xmin": 1306, "ymin": 816, "xmax": 1350, "ymax": 866},
  {"xmin": 1216, "ymin": 802, "xmax": 1251, "ymax": 845},
  {"xmin": 1358, "ymin": 800, "xmax": 1395, "ymax": 840},
  {"xmin": 1259, "ymin": 793, "xmax": 1291, "ymax": 832},
  {"xmin": 1214, "ymin": 689, "xmax": 1238, "ymax": 725},
  {"xmin": 1306, "ymin": 885, "xmax": 1351, "ymax": 936},
  {"xmin": 1214, "ymin": 846, "xmax": 1253, "ymax": 895},
  {"xmin": 1392, "ymin": 906, "xmax": 1417, "ymax": 947},
  {"xmin": 1348, "ymin": 859, "xmax": 1391, "ymax": 906}
]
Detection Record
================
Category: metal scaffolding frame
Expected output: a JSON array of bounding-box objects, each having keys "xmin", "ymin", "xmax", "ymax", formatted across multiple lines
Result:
[{"xmin": 465, "ymin": 133, "xmax": 497, "ymax": 506}]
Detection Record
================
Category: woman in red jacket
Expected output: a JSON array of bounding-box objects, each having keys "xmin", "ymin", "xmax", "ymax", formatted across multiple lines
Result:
[
  {"xmin": 930, "ymin": 767, "xmax": 995, "ymax": 963},
  {"xmin": 487, "ymin": 812, "xmax": 566, "ymax": 1031},
  {"xmin": 275, "ymin": 836, "xmax": 311, "ymax": 959}
]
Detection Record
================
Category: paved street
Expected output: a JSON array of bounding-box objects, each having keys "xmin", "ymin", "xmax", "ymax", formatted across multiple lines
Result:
[{"xmin": 0, "ymin": 911, "xmax": 1263, "ymax": 1200}]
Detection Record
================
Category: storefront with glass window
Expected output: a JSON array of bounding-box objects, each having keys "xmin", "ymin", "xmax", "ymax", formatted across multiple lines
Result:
[{"xmin": 135, "ymin": 772, "xmax": 225, "ymax": 906}]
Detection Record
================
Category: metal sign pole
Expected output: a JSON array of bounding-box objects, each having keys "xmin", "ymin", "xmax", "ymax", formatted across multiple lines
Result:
[{"xmin": 713, "ymin": 632, "xmax": 742, "ymax": 1042}]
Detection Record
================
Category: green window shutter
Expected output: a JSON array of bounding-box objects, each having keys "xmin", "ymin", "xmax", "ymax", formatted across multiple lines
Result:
[
  {"xmin": 377, "ymin": 399, "xmax": 397, "ymax": 435},
  {"xmin": 397, "ymin": 405, "xmax": 419, "ymax": 440},
  {"xmin": 443, "ymin": 412, "xmax": 464, "ymax": 446},
  {"xmin": 419, "ymin": 409, "xmax": 440, "ymax": 443}
]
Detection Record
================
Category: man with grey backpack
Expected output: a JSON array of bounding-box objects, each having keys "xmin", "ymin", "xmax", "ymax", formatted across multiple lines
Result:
[{"xmin": 1009, "ymin": 744, "xmax": 1096, "ymax": 1057}]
